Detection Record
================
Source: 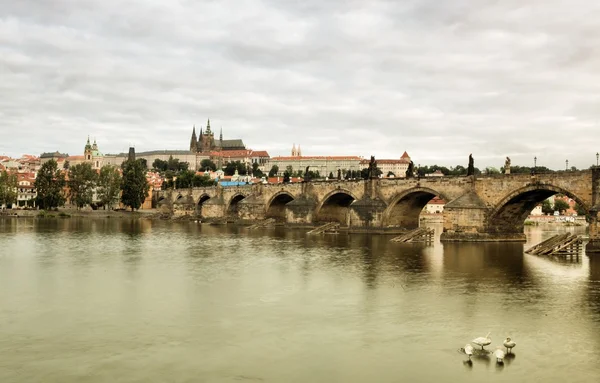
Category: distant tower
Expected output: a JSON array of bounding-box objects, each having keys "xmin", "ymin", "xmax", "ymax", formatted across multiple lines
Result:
[
  {"xmin": 292, "ymin": 143, "xmax": 297, "ymax": 156},
  {"xmin": 84, "ymin": 136, "xmax": 92, "ymax": 161},
  {"xmin": 128, "ymin": 147, "xmax": 136, "ymax": 161},
  {"xmin": 220, "ymin": 127, "xmax": 223, "ymax": 143},
  {"xmin": 92, "ymin": 138, "xmax": 98, "ymax": 151},
  {"xmin": 297, "ymin": 144, "xmax": 302, "ymax": 157},
  {"xmin": 190, "ymin": 125, "xmax": 198, "ymax": 152},
  {"xmin": 206, "ymin": 119, "xmax": 212, "ymax": 135}
]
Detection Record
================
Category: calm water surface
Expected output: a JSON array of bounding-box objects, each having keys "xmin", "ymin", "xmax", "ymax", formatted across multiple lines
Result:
[{"xmin": 1, "ymin": 218, "xmax": 599, "ymax": 382}]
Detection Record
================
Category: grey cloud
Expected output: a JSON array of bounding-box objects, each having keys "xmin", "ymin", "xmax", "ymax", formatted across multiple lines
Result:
[{"xmin": 2, "ymin": 0, "xmax": 600, "ymax": 169}]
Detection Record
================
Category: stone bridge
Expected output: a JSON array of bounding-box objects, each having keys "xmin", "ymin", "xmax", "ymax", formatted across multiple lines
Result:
[{"xmin": 155, "ymin": 169, "xmax": 600, "ymax": 252}]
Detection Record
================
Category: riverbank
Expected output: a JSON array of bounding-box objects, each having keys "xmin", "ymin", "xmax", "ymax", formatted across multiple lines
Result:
[{"xmin": 0, "ymin": 208, "xmax": 160, "ymax": 219}]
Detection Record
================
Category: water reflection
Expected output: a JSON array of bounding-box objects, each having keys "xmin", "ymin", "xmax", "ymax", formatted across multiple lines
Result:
[{"xmin": 1, "ymin": 219, "xmax": 600, "ymax": 382}]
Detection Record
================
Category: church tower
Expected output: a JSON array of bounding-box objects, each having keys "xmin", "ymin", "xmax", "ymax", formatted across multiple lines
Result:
[
  {"xmin": 84, "ymin": 136, "xmax": 92, "ymax": 161},
  {"xmin": 291, "ymin": 143, "xmax": 297, "ymax": 157},
  {"xmin": 297, "ymin": 145, "xmax": 302, "ymax": 157},
  {"xmin": 190, "ymin": 125, "xmax": 198, "ymax": 152}
]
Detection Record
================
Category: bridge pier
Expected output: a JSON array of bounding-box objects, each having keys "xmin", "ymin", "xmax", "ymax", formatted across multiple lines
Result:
[
  {"xmin": 348, "ymin": 196, "xmax": 387, "ymax": 232},
  {"xmin": 284, "ymin": 196, "xmax": 317, "ymax": 226},
  {"xmin": 440, "ymin": 190, "xmax": 526, "ymax": 242},
  {"xmin": 237, "ymin": 195, "xmax": 267, "ymax": 222},
  {"xmin": 586, "ymin": 167, "xmax": 600, "ymax": 254}
]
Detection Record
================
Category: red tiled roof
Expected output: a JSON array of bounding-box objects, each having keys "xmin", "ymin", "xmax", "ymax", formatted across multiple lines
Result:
[
  {"xmin": 250, "ymin": 150, "xmax": 270, "ymax": 157},
  {"xmin": 271, "ymin": 156, "xmax": 362, "ymax": 161},
  {"xmin": 66, "ymin": 155, "xmax": 85, "ymax": 161},
  {"xmin": 428, "ymin": 196, "xmax": 446, "ymax": 204},
  {"xmin": 360, "ymin": 159, "xmax": 410, "ymax": 164},
  {"xmin": 401, "ymin": 151, "xmax": 410, "ymax": 159}
]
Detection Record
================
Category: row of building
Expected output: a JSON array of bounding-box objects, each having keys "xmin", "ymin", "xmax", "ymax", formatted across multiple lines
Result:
[{"xmin": 39, "ymin": 121, "xmax": 416, "ymax": 179}]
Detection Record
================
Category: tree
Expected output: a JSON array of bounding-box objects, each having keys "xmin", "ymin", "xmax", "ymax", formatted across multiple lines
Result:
[
  {"xmin": 553, "ymin": 199, "xmax": 570, "ymax": 214},
  {"xmin": 121, "ymin": 159, "xmax": 149, "ymax": 211},
  {"xmin": 574, "ymin": 202, "xmax": 587, "ymax": 216},
  {"xmin": 69, "ymin": 163, "xmax": 98, "ymax": 209},
  {"xmin": 175, "ymin": 170, "xmax": 195, "ymax": 188},
  {"xmin": 35, "ymin": 160, "xmax": 66, "ymax": 209},
  {"xmin": 192, "ymin": 174, "xmax": 215, "ymax": 187},
  {"xmin": 97, "ymin": 165, "xmax": 122, "ymax": 209},
  {"xmin": 541, "ymin": 199, "xmax": 553, "ymax": 215},
  {"xmin": 200, "ymin": 159, "xmax": 217, "ymax": 172},
  {"xmin": 153, "ymin": 158, "xmax": 168, "ymax": 172},
  {"xmin": 252, "ymin": 162, "xmax": 264, "ymax": 178},
  {"xmin": 283, "ymin": 171, "xmax": 290, "ymax": 183},
  {"xmin": 268, "ymin": 165, "xmax": 279, "ymax": 177},
  {"xmin": 63, "ymin": 160, "xmax": 70, "ymax": 170},
  {"xmin": 0, "ymin": 170, "xmax": 17, "ymax": 207},
  {"xmin": 485, "ymin": 167, "xmax": 500, "ymax": 175}
]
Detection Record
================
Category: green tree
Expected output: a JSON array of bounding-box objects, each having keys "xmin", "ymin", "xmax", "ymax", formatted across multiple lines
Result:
[
  {"xmin": 121, "ymin": 159, "xmax": 149, "ymax": 211},
  {"xmin": 0, "ymin": 170, "xmax": 18, "ymax": 207},
  {"xmin": 553, "ymin": 199, "xmax": 570, "ymax": 214},
  {"xmin": 35, "ymin": 160, "xmax": 66, "ymax": 209},
  {"xmin": 574, "ymin": 202, "xmax": 587, "ymax": 216},
  {"xmin": 252, "ymin": 162, "xmax": 264, "ymax": 178},
  {"xmin": 69, "ymin": 163, "xmax": 98, "ymax": 209},
  {"xmin": 541, "ymin": 199, "xmax": 553, "ymax": 215},
  {"xmin": 268, "ymin": 165, "xmax": 279, "ymax": 177},
  {"xmin": 97, "ymin": 165, "xmax": 122, "ymax": 209},
  {"xmin": 485, "ymin": 167, "xmax": 500, "ymax": 175},
  {"xmin": 192, "ymin": 174, "xmax": 215, "ymax": 187},
  {"xmin": 63, "ymin": 160, "xmax": 70, "ymax": 170},
  {"xmin": 153, "ymin": 158, "xmax": 168, "ymax": 172},
  {"xmin": 175, "ymin": 170, "xmax": 195, "ymax": 188},
  {"xmin": 200, "ymin": 159, "xmax": 217, "ymax": 172}
]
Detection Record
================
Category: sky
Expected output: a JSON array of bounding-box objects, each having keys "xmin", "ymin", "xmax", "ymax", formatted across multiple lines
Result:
[{"xmin": 2, "ymin": 0, "xmax": 600, "ymax": 170}]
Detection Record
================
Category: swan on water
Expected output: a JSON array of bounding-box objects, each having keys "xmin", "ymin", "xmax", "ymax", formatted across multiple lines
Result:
[
  {"xmin": 503, "ymin": 337, "xmax": 516, "ymax": 353},
  {"xmin": 494, "ymin": 347, "xmax": 505, "ymax": 363},
  {"xmin": 471, "ymin": 332, "xmax": 492, "ymax": 350},
  {"xmin": 463, "ymin": 344, "xmax": 473, "ymax": 359}
]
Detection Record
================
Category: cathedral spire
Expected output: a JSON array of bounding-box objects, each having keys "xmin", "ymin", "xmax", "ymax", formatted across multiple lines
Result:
[
  {"xmin": 220, "ymin": 127, "xmax": 223, "ymax": 142},
  {"xmin": 190, "ymin": 125, "xmax": 198, "ymax": 152},
  {"xmin": 297, "ymin": 144, "xmax": 301, "ymax": 157},
  {"xmin": 206, "ymin": 119, "xmax": 212, "ymax": 134},
  {"xmin": 292, "ymin": 143, "xmax": 297, "ymax": 156}
]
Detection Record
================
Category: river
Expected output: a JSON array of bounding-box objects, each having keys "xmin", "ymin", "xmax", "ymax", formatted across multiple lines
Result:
[{"xmin": 1, "ymin": 218, "xmax": 599, "ymax": 382}]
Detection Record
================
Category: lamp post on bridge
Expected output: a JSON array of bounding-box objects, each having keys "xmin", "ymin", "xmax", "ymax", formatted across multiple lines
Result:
[
  {"xmin": 597, "ymin": 152, "xmax": 599, "ymax": 167},
  {"xmin": 534, "ymin": 156, "xmax": 537, "ymax": 174}
]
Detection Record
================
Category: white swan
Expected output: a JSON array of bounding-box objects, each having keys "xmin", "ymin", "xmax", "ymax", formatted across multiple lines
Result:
[
  {"xmin": 463, "ymin": 344, "xmax": 473, "ymax": 359},
  {"xmin": 503, "ymin": 337, "xmax": 516, "ymax": 353},
  {"xmin": 494, "ymin": 347, "xmax": 505, "ymax": 363},
  {"xmin": 471, "ymin": 332, "xmax": 492, "ymax": 350}
]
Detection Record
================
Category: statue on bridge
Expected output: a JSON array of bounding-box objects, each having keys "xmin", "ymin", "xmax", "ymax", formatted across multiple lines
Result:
[
  {"xmin": 467, "ymin": 154, "xmax": 475, "ymax": 176},
  {"xmin": 368, "ymin": 156, "xmax": 378, "ymax": 179},
  {"xmin": 406, "ymin": 161, "xmax": 414, "ymax": 178},
  {"xmin": 337, "ymin": 169, "xmax": 342, "ymax": 180},
  {"xmin": 504, "ymin": 157, "xmax": 511, "ymax": 175},
  {"xmin": 304, "ymin": 166, "xmax": 311, "ymax": 182}
]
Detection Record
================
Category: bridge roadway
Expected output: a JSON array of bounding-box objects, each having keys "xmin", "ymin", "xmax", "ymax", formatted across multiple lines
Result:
[{"xmin": 155, "ymin": 168, "xmax": 600, "ymax": 252}]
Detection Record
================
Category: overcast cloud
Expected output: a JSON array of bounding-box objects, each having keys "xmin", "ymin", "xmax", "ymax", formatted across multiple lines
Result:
[{"xmin": 2, "ymin": 0, "xmax": 600, "ymax": 169}]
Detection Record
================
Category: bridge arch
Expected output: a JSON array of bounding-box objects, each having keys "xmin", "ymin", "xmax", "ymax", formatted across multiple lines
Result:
[
  {"xmin": 226, "ymin": 193, "xmax": 247, "ymax": 218},
  {"xmin": 383, "ymin": 187, "xmax": 449, "ymax": 229},
  {"xmin": 487, "ymin": 184, "xmax": 589, "ymax": 234},
  {"xmin": 196, "ymin": 194, "xmax": 211, "ymax": 217},
  {"xmin": 266, "ymin": 191, "xmax": 295, "ymax": 221},
  {"xmin": 315, "ymin": 189, "xmax": 358, "ymax": 225}
]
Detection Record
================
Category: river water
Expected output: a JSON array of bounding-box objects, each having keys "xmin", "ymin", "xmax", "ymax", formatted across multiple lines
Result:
[{"xmin": 1, "ymin": 218, "xmax": 599, "ymax": 382}]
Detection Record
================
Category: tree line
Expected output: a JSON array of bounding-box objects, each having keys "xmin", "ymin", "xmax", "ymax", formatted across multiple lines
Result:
[{"xmin": 26, "ymin": 159, "xmax": 150, "ymax": 211}]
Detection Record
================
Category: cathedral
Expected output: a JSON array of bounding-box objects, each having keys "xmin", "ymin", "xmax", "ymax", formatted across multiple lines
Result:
[{"xmin": 189, "ymin": 119, "xmax": 246, "ymax": 153}]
